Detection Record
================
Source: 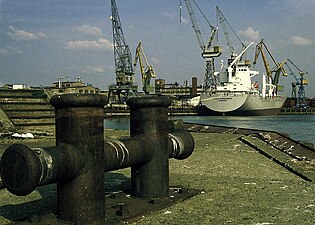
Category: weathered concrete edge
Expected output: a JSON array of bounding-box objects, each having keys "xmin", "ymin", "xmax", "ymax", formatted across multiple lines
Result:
[{"xmin": 240, "ymin": 135, "xmax": 314, "ymax": 182}]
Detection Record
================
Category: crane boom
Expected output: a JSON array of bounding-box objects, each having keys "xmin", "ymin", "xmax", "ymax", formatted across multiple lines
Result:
[
  {"xmin": 216, "ymin": 6, "xmax": 234, "ymax": 55},
  {"xmin": 271, "ymin": 59, "xmax": 287, "ymax": 87},
  {"xmin": 111, "ymin": 0, "xmax": 134, "ymax": 85},
  {"xmin": 254, "ymin": 40, "xmax": 273, "ymax": 80},
  {"xmin": 253, "ymin": 39, "xmax": 287, "ymax": 88},
  {"xmin": 184, "ymin": 0, "xmax": 205, "ymax": 50},
  {"xmin": 183, "ymin": 0, "xmax": 221, "ymax": 89},
  {"xmin": 287, "ymin": 59, "xmax": 308, "ymax": 75},
  {"xmin": 216, "ymin": 6, "xmax": 245, "ymax": 55}
]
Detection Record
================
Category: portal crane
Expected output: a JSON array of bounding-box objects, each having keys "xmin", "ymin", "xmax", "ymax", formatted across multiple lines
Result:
[
  {"xmin": 183, "ymin": 0, "xmax": 221, "ymax": 90},
  {"xmin": 134, "ymin": 42, "xmax": 156, "ymax": 94},
  {"xmin": 253, "ymin": 39, "xmax": 287, "ymax": 94},
  {"xmin": 109, "ymin": 0, "xmax": 138, "ymax": 103},
  {"xmin": 285, "ymin": 59, "xmax": 309, "ymax": 108}
]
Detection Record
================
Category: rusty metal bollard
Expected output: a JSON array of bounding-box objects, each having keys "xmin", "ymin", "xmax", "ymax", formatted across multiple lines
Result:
[
  {"xmin": 0, "ymin": 94, "xmax": 194, "ymax": 224},
  {"xmin": 127, "ymin": 95, "xmax": 171, "ymax": 198},
  {"xmin": 51, "ymin": 94, "xmax": 107, "ymax": 224},
  {"xmin": 1, "ymin": 94, "xmax": 107, "ymax": 224}
]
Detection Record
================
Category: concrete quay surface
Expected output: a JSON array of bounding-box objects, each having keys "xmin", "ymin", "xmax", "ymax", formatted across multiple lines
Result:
[{"xmin": 0, "ymin": 130, "xmax": 315, "ymax": 224}]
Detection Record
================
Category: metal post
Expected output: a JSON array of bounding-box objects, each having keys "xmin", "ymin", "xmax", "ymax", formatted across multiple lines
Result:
[
  {"xmin": 127, "ymin": 95, "xmax": 172, "ymax": 198},
  {"xmin": 50, "ymin": 94, "xmax": 107, "ymax": 224}
]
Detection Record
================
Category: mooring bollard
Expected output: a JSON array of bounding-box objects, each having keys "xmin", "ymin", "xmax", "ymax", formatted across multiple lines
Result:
[
  {"xmin": 127, "ymin": 95, "xmax": 171, "ymax": 198},
  {"xmin": 51, "ymin": 94, "xmax": 107, "ymax": 224},
  {"xmin": 0, "ymin": 94, "xmax": 194, "ymax": 224},
  {"xmin": 1, "ymin": 94, "xmax": 107, "ymax": 224}
]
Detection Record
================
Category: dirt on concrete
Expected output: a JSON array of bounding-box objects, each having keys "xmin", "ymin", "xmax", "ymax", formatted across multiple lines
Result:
[{"xmin": 0, "ymin": 130, "xmax": 315, "ymax": 224}]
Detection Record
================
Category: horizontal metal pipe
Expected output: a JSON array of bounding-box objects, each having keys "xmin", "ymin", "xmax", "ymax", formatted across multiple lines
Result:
[
  {"xmin": 0, "ymin": 143, "xmax": 83, "ymax": 196},
  {"xmin": 104, "ymin": 135, "xmax": 156, "ymax": 171},
  {"xmin": 169, "ymin": 130, "xmax": 195, "ymax": 160},
  {"xmin": 0, "ymin": 131, "xmax": 194, "ymax": 196},
  {"xmin": 105, "ymin": 130, "xmax": 194, "ymax": 171}
]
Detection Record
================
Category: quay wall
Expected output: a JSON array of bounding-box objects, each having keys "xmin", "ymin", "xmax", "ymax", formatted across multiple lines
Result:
[{"xmin": 0, "ymin": 89, "xmax": 314, "ymax": 132}]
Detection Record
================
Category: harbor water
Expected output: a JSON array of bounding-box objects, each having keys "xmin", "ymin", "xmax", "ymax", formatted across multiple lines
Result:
[{"xmin": 105, "ymin": 115, "xmax": 315, "ymax": 145}]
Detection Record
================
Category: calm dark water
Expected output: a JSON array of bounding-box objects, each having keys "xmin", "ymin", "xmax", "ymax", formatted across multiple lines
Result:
[{"xmin": 105, "ymin": 115, "xmax": 315, "ymax": 145}]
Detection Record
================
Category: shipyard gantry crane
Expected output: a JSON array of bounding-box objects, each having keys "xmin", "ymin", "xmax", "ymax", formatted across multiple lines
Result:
[
  {"xmin": 183, "ymin": 0, "xmax": 221, "ymax": 90},
  {"xmin": 285, "ymin": 59, "xmax": 309, "ymax": 108},
  {"xmin": 253, "ymin": 39, "xmax": 287, "ymax": 94},
  {"xmin": 108, "ymin": 0, "xmax": 138, "ymax": 103},
  {"xmin": 134, "ymin": 42, "xmax": 156, "ymax": 94}
]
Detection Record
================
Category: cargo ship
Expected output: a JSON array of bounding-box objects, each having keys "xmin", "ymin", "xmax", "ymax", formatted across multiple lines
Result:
[{"xmin": 200, "ymin": 42, "xmax": 287, "ymax": 116}]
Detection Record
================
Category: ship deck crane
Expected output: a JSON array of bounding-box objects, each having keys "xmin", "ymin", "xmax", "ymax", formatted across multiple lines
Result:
[
  {"xmin": 253, "ymin": 39, "xmax": 287, "ymax": 94},
  {"xmin": 134, "ymin": 42, "xmax": 156, "ymax": 94},
  {"xmin": 109, "ymin": 0, "xmax": 138, "ymax": 103},
  {"xmin": 285, "ymin": 59, "xmax": 309, "ymax": 108},
  {"xmin": 183, "ymin": 0, "xmax": 221, "ymax": 90}
]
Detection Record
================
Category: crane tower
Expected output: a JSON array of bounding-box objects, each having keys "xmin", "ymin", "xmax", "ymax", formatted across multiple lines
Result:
[
  {"xmin": 285, "ymin": 59, "xmax": 309, "ymax": 108},
  {"xmin": 183, "ymin": 0, "xmax": 221, "ymax": 90},
  {"xmin": 108, "ymin": 0, "xmax": 138, "ymax": 103}
]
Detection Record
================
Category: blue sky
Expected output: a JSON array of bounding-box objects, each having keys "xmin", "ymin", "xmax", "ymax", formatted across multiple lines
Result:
[{"xmin": 0, "ymin": 0, "xmax": 314, "ymax": 97}]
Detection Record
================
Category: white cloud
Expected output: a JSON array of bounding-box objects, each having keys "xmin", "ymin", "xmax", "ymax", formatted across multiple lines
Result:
[
  {"xmin": 65, "ymin": 38, "xmax": 113, "ymax": 50},
  {"xmin": 0, "ymin": 45, "xmax": 23, "ymax": 55},
  {"xmin": 88, "ymin": 66, "xmax": 105, "ymax": 73},
  {"xmin": 238, "ymin": 27, "xmax": 260, "ymax": 42},
  {"xmin": 83, "ymin": 65, "xmax": 114, "ymax": 73},
  {"xmin": 290, "ymin": 35, "xmax": 313, "ymax": 46},
  {"xmin": 73, "ymin": 25, "xmax": 103, "ymax": 37},
  {"xmin": 151, "ymin": 57, "xmax": 160, "ymax": 65},
  {"xmin": 7, "ymin": 26, "xmax": 47, "ymax": 41}
]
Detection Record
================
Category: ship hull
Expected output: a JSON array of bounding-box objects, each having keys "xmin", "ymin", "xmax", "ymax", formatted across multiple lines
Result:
[
  {"xmin": 198, "ymin": 106, "xmax": 282, "ymax": 116},
  {"xmin": 199, "ymin": 92, "xmax": 286, "ymax": 116},
  {"xmin": 200, "ymin": 92, "xmax": 248, "ymax": 112},
  {"xmin": 236, "ymin": 94, "xmax": 286, "ymax": 116}
]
